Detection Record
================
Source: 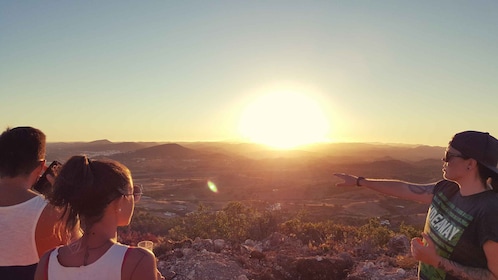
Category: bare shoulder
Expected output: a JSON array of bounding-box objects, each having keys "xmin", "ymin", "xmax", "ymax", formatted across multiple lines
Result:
[
  {"xmin": 122, "ymin": 247, "xmax": 157, "ymax": 280},
  {"xmin": 125, "ymin": 246, "xmax": 155, "ymax": 261},
  {"xmin": 39, "ymin": 203, "xmax": 63, "ymax": 221},
  {"xmin": 34, "ymin": 248, "xmax": 55, "ymax": 280},
  {"xmin": 35, "ymin": 204, "xmax": 65, "ymax": 257}
]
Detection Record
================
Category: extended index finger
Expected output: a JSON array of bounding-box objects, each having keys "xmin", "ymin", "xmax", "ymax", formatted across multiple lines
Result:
[{"xmin": 333, "ymin": 173, "xmax": 347, "ymax": 183}]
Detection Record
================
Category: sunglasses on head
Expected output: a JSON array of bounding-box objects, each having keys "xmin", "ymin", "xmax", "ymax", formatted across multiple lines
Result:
[{"xmin": 442, "ymin": 151, "xmax": 469, "ymax": 162}]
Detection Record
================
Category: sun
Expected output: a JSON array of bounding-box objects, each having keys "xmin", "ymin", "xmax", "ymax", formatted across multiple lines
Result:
[{"xmin": 238, "ymin": 91, "xmax": 330, "ymax": 149}]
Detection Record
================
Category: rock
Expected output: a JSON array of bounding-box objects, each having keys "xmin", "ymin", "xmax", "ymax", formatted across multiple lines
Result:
[
  {"xmin": 249, "ymin": 250, "xmax": 265, "ymax": 261},
  {"xmin": 192, "ymin": 238, "xmax": 214, "ymax": 252},
  {"xmin": 294, "ymin": 255, "xmax": 354, "ymax": 280},
  {"xmin": 174, "ymin": 248, "xmax": 184, "ymax": 258},
  {"xmin": 387, "ymin": 235, "xmax": 410, "ymax": 256},
  {"xmin": 155, "ymin": 231, "xmax": 418, "ymax": 280},
  {"xmin": 167, "ymin": 251, "xmax": 249, "ymax": 280},
  {"xmin": 163, "ymin": 270, "xmax": 177, "ymax": 280},
  {"xmin": 241, "ymin": 240, "xmax": 263, "ymax": 255},
  {"xmin": 262, "ymin": 232, "xmax": 286, "ymax": 250},
  {"xmin": 244, "ymin": 239, "xmax": 258, "ymax": 247},
  {"xmin": 213, "ymin": 239, "xmax": 226, "ymax": 253}
]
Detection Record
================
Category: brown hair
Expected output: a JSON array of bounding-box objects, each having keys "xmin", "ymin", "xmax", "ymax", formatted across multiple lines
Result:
[
  {"xmin": 0, "ymin": 126, "xmax": 46, "ymax": 178},
  {"xmin": 477, "ymin": 164, "xmax": 498, "ymax": 192},
  {"xmin": 49, "ymin": 155, "xmax": 131, "ymax": 238}
]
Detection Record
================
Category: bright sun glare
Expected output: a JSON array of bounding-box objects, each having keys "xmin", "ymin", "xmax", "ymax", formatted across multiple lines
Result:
[{"xmin": 239, "ymin": 91, "xmax": 330, "ymax": 149}]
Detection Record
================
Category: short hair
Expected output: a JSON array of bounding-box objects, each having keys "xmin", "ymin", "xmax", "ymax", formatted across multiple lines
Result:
[{"xmin": 0, "ymin": 126, "xmax": 46, "ymax": 178}]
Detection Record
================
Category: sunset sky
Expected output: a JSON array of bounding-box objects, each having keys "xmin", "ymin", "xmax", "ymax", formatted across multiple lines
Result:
[{"xmin": 2, "ymin": 1, "xmax": 498, "ymax": 147}]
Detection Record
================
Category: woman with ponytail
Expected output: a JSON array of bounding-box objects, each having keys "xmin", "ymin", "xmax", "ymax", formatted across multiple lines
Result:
[{"xmin": 35, "ymin": 155, "xmax": 162, "ymax": 280}]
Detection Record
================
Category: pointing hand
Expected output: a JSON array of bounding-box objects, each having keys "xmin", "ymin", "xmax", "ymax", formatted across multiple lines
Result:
[{"xmin": 334, "ymin": 173, "xmax": 358, "ymax": 187}]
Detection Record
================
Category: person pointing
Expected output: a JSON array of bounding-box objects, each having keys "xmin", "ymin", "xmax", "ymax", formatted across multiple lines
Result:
[{"xmin": 335, "ymin": 131, "xmax": 498, "ymax": 279}]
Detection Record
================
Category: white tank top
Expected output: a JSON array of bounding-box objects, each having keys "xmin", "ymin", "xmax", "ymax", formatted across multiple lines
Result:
[
  {"xmin": 48, "ymin": 243, "xmax": 129, "ymax": 280},
  {"xmin": 0, "ymin": 195, "xmax": 47, "ymax": 266}
]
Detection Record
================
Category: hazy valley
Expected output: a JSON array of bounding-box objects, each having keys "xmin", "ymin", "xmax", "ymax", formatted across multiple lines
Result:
[{"xmin": 47, "ymin": 140, "xmax": 445, "ymax": 229}]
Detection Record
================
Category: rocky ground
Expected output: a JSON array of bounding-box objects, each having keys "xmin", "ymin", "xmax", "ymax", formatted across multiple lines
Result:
[{"xmin": 155, "ymin": 233, "xmax": 418, "ymax": 280}]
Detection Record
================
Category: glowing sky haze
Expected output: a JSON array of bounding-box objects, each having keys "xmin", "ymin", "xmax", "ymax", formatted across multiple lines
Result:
[{"xmin": 2, "ymin": 1, "xmax": 498, "ymax": 146}]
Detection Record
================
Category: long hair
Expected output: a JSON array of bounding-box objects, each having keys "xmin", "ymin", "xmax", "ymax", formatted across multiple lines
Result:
[{"xmin": 49, "ymin": 155, "xmax": 131, "ymax": 239}]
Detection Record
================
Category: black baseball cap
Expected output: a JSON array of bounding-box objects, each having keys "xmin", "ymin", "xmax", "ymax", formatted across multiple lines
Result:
[{"xmin": 450, "ymin": 131, "xmax": 498, "ymax": 175}]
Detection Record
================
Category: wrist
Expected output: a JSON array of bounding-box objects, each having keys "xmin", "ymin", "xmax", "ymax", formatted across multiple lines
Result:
[
  {"xmin": 434, "ymin": 255, "xmax": 445, "ymax": 269},
  {"xmin": 356, "ymin": 176, "xmax": 365, "ymax": 187}
]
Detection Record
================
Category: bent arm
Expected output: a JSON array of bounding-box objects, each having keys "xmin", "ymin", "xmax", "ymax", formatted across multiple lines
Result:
[
  {"xmin": 437, "ymin": 240, "xmax": 498, "ymax": 280},
  {"xmin": 414, "ymin": 234, "xmax": 498, "ymax": 279},
  {"xmin": 334, "ymin": 173, "xmax": 435, "ymax": 204}
]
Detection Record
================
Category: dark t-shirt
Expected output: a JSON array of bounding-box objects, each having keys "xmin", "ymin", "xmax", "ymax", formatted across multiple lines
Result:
[{"xmin": 419, "ymin": 180, "xmax": 498, "ymax": 279}]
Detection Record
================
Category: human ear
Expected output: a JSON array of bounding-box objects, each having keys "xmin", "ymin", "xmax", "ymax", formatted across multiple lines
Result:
[{"xmin": 468, "ymin": 159, "xmax": 478, "ymax": 170}]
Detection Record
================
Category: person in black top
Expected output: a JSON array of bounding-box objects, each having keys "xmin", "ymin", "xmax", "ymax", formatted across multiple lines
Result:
[{"xmin": 335, "ymin": 130, "xmax": 498, "ymax": 279}]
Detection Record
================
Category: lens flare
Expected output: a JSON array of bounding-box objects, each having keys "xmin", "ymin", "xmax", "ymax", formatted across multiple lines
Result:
[{"xmin": 207, "ymin": 181, "xmax": 218, "ymax": 193}]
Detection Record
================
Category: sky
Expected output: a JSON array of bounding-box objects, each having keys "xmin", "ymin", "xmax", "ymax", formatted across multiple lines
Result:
[{"xmin": 2, "ymin": 1, "xmax": 498, "ymax": 147}]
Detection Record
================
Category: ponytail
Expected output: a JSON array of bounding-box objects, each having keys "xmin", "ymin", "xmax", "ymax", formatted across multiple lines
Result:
[{"xmin": 50, "ymin": 155, "xmax": 131, "ymax": 238}]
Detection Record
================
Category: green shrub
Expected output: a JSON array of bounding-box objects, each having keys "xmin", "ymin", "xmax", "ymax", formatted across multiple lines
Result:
[
  {"xmin": 126, "ymin": 209, "xmax": 175, "ymax": 236},
  {"xmin": 126, "ymin": 201, "xmax": 418, "ymax": 259},
  {"xmin": 214, "ymin": 202, "xmax": 253, "ymax": 241},
  {"xmin": 168, "ymin": 204, "xmax": 218, "ymax": 240},
  {"xmin": 399, "ymin": 221, "xmax": 422, "ymax": 240},
  {"xmin": 248, "ymin": 209, "xmax": 279, "ymax": 240},
  {"xmin": 357, "ymin": 218, "xmax": 395, "ymax": 247}
]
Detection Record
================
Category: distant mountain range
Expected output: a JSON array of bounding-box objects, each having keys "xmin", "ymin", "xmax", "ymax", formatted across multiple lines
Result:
[
  {"xmin": 112, "ymin": 143, "xmax": 203, "ymax": 160},
  {"xmin": 47, "ymin": 140, "xmax": 445, "ymax": 163}
]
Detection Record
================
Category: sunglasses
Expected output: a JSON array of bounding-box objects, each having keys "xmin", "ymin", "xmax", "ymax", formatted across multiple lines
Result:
[
  {"xmin": 123, "ymin": 184, "xmax": 143, "ymax": 202},
  {"xmin": 442, "ymin": 151, "xmax": 469, "ymax": 162}
]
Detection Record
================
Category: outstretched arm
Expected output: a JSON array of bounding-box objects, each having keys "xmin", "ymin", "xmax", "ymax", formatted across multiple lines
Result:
[
  {"xmin": 412, "ymin": 233, "xmax": 498, "ymax": 280},
  {"xmin": 334, "ymin": 173, "xmax": 435, "ymax": 204}
]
